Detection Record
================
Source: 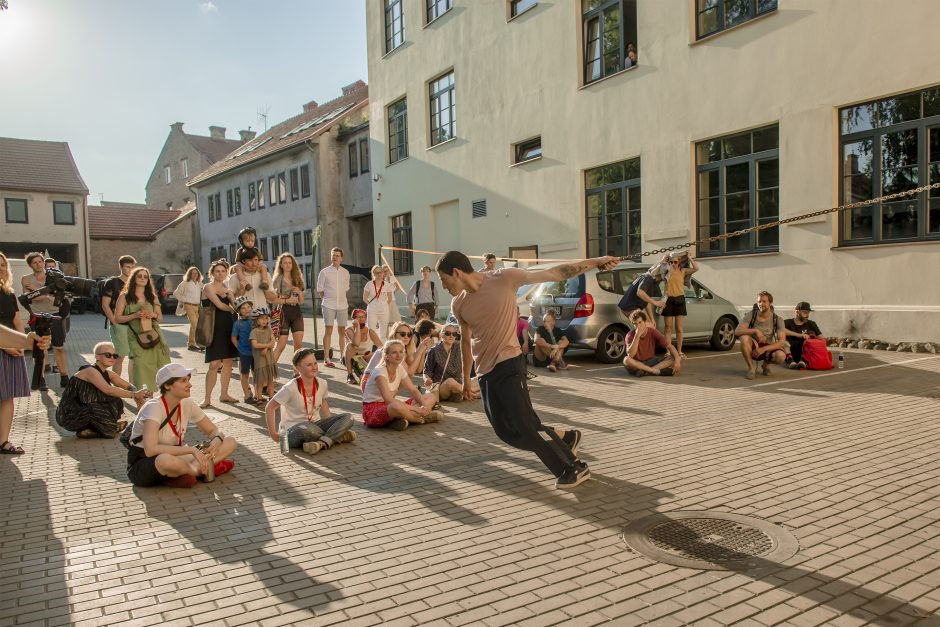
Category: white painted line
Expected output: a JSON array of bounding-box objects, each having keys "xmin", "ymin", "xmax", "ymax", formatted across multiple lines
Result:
[
  {"xmin": 584, "ymin": 351, "xmax": 738, "ymax": 371},
  {"xmin": 733, "ymin": 355, "xmax": 938, "ymax": 390}
]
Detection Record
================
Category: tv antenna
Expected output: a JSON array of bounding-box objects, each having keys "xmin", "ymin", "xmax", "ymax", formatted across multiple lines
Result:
[{"xmin": 256, "ymin": 105, "xmax": 271, "ymax": 131}]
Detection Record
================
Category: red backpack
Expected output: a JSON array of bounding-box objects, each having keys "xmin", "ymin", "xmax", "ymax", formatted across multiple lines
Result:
[{"xmin": 802, "ymin": 338, "xmax": 832, "ymax": 370}]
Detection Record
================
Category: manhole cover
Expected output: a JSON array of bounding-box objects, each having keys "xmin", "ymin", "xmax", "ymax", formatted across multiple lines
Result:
[{"xmin": 622, "ymin": 511, "xmax": 799, "ymax": 571}]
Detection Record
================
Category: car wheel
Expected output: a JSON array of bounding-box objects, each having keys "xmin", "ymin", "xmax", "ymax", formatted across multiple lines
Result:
[
  {"xmin": 595, "ymin": 325, "xmax": 627, "ymax": 363},
  {"xmin": 710, "ymin": 316, "xmax": 737, "ymax": 351}
]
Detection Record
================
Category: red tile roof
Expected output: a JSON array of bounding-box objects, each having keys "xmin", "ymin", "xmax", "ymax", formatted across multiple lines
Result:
[
  {"xmin": 0, "ymin": 137, "xmax": 89, "ymax": 195},
  {"xmin": 88, "ymin": 204, "xmax": 182, "ymax": 240},
  {"xmin": 189, "ymin": 82, "xmax": 368, "ymax": 186}
]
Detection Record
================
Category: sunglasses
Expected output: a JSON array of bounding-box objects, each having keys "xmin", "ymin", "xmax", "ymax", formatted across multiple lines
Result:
[
  {"xmin": 442, "ymin": 331, "xmax": 458, "ymax": 337},
  {"xmin": 396, "ymin": 331, "xmax": 413, "ymax": 338},
  {"xmin": 96, "ymin": 352, "xmax": 119, "ymax": 359}
]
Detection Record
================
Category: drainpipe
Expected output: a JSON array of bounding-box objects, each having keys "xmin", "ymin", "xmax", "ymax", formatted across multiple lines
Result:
[{"xmin": 304, "ymin": 139, "xmax": 322, "ymax": 356}]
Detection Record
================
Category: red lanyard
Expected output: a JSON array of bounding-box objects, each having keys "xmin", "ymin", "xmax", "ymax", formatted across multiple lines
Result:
[
  {"xmin": 162, "ymin": 396, "xmax": 183, "ymax": 446},
  {"xmin": 373, "ymin": 280, "xmax": 384, "ymax": 298},
  {"xmin": 297, "ymin": 377, "xmax": 318, "ymax": 422}
]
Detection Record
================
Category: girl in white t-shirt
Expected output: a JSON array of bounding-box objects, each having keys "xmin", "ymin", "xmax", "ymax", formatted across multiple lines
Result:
[
  {"xmin": 360, "ymin": 321, "xmax": 435, "ymax": 392},
  {"xmin": 126, "ymin": 364, "xmax": 238, "ymax": 488},
  {"xmin": 265, "ymin": 348, "xmax": 356, "ymax": 454},
  {"xmin": 361, "ymin": 339, "xmax": 441, "ymax": 431}
]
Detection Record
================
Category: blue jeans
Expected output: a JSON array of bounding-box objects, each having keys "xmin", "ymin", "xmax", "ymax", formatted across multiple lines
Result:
[{"xmin": 286, "ymin": 413, "xmax": 353, "ymax": 449}]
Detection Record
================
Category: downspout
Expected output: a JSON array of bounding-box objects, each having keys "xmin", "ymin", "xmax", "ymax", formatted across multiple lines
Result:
[
  {"xmin": 304, "ymin": 139, "xmax": 322, "ymax": 355},
  {"xmin": 82, "ymin": 194, "xmax": 91, "ymax": 276}
]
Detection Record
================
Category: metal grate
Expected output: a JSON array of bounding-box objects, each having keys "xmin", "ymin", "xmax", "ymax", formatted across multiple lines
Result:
[
  {"xmin": 648, "ymin": 518, "xmax": 774, "ymax": 562},
  {"xmin": 472, "ymin": 198, "xmax": 487, "ymax": 218}
]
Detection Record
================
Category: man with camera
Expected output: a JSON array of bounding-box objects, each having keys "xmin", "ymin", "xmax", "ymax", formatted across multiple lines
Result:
[
  {"xmin": 101, "ymin": 255, "xmax": 137, "ymax": 378},
  {"xmin": 21, "ymin": 252, "xmax": 70, "ymax": 389}
]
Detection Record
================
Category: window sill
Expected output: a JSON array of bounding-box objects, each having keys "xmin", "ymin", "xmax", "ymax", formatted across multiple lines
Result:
[
  {"xmin": 382, "ymin": 44, "xmax": 406, "ymax": 61},
  {"xmin": 427, "ymin": 137, "xmax": 458, "ymax": 151},
  {"xmin": 579, "ymin": 65, "xmax": 638, "ymax": 91},
  {"xmin": 423, "ymin": 8, "xmax": 453, "ymax": 29},
  {"xmin": 696, "ymin": 250, "xmax": 780, "ymax": 260},
  {"xmin": 510, "ymin": 156, "xmax": 542, "ymax": 167},
  {"xmin": 690, "ymin": 10, "xmax": 778, "ymax": 46},
  {"xmin": 832, "ymin": 239, "xmax": 940, "ymax": 252},
  {"xmin": 387, "ymin": 156, "xmax": 410, "ymax": 168},
  {"xmin": 507, "ymin": 4, "xmax": 537, "ymax": 22}
]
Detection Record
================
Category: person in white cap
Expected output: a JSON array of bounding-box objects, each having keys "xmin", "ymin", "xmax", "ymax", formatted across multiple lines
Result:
[{"xmin": 126, "ymin": 363, "xmax": 238, "ymax": 488}]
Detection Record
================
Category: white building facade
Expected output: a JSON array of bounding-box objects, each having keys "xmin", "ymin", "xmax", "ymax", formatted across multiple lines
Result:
[{"xmin": 365, "ymin": 0, "xmax": 940, "ymax": 341}]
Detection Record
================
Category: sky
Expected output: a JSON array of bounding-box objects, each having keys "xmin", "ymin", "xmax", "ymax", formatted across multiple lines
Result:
[{"xmin": 0, "ymin": 0, "xmax": 369, "ymax": 204}]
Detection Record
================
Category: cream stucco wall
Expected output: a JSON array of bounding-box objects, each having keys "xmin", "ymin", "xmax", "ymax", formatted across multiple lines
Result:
[
  {"xmin": 366, "ymin": 0, "xmax": 940, "ymax": 342},
  {"xmin": 1, "ymin": 189, "xmax": 89, "ymax": 276}
]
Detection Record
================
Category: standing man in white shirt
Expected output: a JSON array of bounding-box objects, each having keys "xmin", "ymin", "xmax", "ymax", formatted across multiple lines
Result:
[{"xmin": 316, "ymin": 247, "xmax": 350, "ymax": 368}]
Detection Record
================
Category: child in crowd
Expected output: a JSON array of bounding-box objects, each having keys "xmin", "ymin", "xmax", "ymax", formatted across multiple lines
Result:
[
  {"xmin": 250, "ymin": 308, "xmax": 278, "ymax": 400},
  {"xmin": 362, "ymin": 339, "xmax": 442, "ymax": 431},
  {"xmin": 265, "ymin": 348, "xmax": 356, "ymax": 454},
  {"xmin": 230, "ymin": 296, "xmax": 258, "ymax": 404},
  {"xmin": 233, "ymin": 227, "xmax": 271, "ymax": 295},
  {"xmin": 344, "ymin": 308, "xmax": 381, "ymax": 385}
]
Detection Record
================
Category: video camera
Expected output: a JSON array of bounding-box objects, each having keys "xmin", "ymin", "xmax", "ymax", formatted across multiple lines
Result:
[{"xmin": 19, "ymin": 269, "xmax": 95, "ymax": 357}]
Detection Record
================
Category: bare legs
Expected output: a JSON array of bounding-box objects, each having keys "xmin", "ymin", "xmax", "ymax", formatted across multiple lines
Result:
[
  {"xmin": 203, "ymin": 358, "xmax": 234, "ymax": 406},
  {"xmin": 0, "ymin": 399, "xmax": 15, "ymax": 446},
  {"xmin": 274, "ymin": 330, "xmax": 305, "ymax": 364}
]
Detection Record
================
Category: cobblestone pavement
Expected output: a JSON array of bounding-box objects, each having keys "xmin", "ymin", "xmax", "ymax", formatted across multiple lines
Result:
[{"xmin": 2, "ymin": 313, "xmax": 940, "ymax": 626}]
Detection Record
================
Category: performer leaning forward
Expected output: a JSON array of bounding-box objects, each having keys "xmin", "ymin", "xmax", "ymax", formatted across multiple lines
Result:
[{"xmin": 436, "ymin": 251, "xmax": 619, "ymax": 489}]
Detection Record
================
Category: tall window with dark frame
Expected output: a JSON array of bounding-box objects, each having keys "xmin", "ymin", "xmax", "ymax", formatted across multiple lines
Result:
[
  {"xmin": 257, "ymin": 179, "xmax": 266, "ymax": 209},
  {"xmin": 214, "ymin": 193, "xmax": 222, "ymax": 221},
  {"xmin": 695, "ymin": 124, "xmax": 779, "ymax": 257},
  {"xmin": 300, "ymin": 165, "xmax": 311, "ymax": 198},
  {"xmin": 426, "ymin": 0, "xmax": 451, "ymax": 23},
  {"xmin": 290, "ymin": 168, "xmax": 299, "ymax": 200},
  {"xmin": 293, "ymin": 232, "xmax": 303, "ymax": 256},
  {"xmin": 391, "ymin": 213, "xmax": 413, "ymax": 275},
  {"xmin": 359, "ymin": 138, "xmax": 370, "ymax": 174},
  {"xmin": 4, "ymin": 198, "xmax": 27, "ymax": 224},
  {"xmin": 429, "ymin": 71, "xmax": 456, "ymax": 146},
  {"xmin": 278, "ymin": 173, "xmax": 287, "ymax": 204},
  {"xmin": 696, "ymin": 0, "xmax": 777, "ymax": 40},
  {"xmin": 272, "ymin": 234, "xmax": 280, "ymax": 258},
  {"xmin": 385, "ymin": 0, "xmax": 404, "ymax": 54},
  {"xmin": 303, "ymin": 229, "xmax": 313, "ymax": 256},
  {"xmin": 234, "ymin": 188, "xmax": 242, "ymax": 215},
  {"xmin": 349, "ymin": 142, "xmax": 359, "ymax": 178},
  {"xmin": 268, "ymin": 176, "xmax": 276, "ymax": 206},
  {"xmin": 53, "ymin": 201, "xmax": 75, "ymax": 225},
  {"xmin": 249, "ymin": 181, "xmax": 257, "ymax": 211},
  {"xmin": 259, "ymin": 237, "xmax": 268, "ymax": 261},
  {"xmin": 207, "ymin": 194, "xmax": 215, "ymax": 222},
  {"xmin": 226, "ymin": 189, "xmax": 234, "ymax": 217},
  {"xmin": 583, "ymin": 0, "xmax": 637, "ymax": 85},
  {"xmin": 840, "ymin": 86, "xmax": 940, "ymax": 245},
  {"xmin": 388, "ymin": 98, "xmax": 409, "ymax": 163},
  {"xmin": 585, "ymin": 158, "xmax": 641, "ymax": 258},
  {"xmin": 280, "ymin": 234, "xmax": 289, "ymax": 254}
]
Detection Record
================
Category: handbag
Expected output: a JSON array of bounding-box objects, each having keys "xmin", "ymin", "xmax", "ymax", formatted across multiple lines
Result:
[
  {"xmin": 129, "ymin": 324, "xmax": 161, "ymax": 349},
  {"xmin": 196, "ymin": 303, "xmax": 215, "ymax": 347}
]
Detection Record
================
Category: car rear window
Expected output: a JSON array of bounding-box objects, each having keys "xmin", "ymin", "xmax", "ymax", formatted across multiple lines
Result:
[
  {"xmin": 533, "ymin": 276, "xmax": 584, "ymax": 299},
  {"xmin": 596, "ymin": 268, "xmax": 646, "ymax": 294}
]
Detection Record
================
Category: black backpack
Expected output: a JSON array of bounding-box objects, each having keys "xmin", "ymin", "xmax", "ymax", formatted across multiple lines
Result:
[{"xmin": 97, "ymin": 276, "xmax": 117, "ymax": 329}]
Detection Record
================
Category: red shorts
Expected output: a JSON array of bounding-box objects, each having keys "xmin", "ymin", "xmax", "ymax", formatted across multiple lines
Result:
[{"xmin": 362, "ymin": 398, "xmax": 415, "ymax": 428}]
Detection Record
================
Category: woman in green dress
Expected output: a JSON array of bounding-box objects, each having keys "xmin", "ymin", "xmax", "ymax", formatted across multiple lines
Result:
[{"xmin": 114, "ymin": 267, "xmax": 170, "ymax": 392}]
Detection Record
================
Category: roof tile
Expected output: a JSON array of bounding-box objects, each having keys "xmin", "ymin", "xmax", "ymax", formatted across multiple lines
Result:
[
  {"xmin": 0, "ymin": 137, "xmax": 88, "ymax": 195},
  {"xmin": 88, "ymin": 204, "xmax": 183, "ymax": 240}
]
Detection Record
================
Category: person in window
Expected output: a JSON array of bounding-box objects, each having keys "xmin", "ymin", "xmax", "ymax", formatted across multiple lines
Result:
[
  {"xmin": 56, "ymin": 342, "xmax": 150, "ymax": 438},
  {"xmin": 0, "ymin": 252, "xmax": 31, "ymax": 455},
  {"xmin": 113, "ymin": 267, "xmax": 170, "ymax": 393},
  {"xmin": 624, "ymin": 43, "xmax": 638, "ymax": 68},
  {"xmin": 532, "ymin": 310, "xmax": 570, "ymax": 372},
  {"xmin": 126, "ymin": 364, "xmax": 238, "ymax": 488},
  {"xmin": 173, "ymin": 267, "xmax": 204, "ymax": 351},
  {"xmin": 363, "ymin": 266, "xmax": 391, "ymax": 343}
]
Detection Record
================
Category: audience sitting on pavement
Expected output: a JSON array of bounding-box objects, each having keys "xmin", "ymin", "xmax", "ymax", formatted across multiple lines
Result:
[
  {"xmin": 360, "ymin": 321, "xmax": 434, "ymax": 392},
  {"xmin": 735, "ymin": 291, "xmax": 794, "ymax": 379},
  {"xmin": 344, "ymin": 308, "xmax": 381, "ymax": 384},
  {"xmin": 785, "ymin": 301, "xmax": 825, "ymax": 369},
  {"xmin": 623, "ymin": 310, "xmax": 681, "ymax": 377},
  {"xmin": 361, "ymin": 339, "xmax": 443, "ymax": 431},
  {"xmin": 423, "ymin": 323, "xmax": 477, "ymax": 401},
  {"xmin": 265, "ymin": 348, "xmax": 356, "ymax": 454},
  {"xmin": 533, "ymin": 310, "xmax": 570, "ymax": 372},
  {"xmin": 55, "ymin": 342, "xmax": 151, "ymax": 438},
  {"xmin": 113, "ymin": 267, "xmax": 171, "ymax": 392},
  {"xmin": 126, "ymin": 363, "xmax": 238, "ymax": 488}
]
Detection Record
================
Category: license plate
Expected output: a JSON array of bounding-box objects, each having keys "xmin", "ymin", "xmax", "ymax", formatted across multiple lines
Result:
[{"xmin": 545, "ymin": 306, "xmax": 562, "ymax": 317}]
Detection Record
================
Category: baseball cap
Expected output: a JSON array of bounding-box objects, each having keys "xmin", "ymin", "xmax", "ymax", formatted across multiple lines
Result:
[
  {"xmin": 156, "ymin": 363, "xmax": 196, "ymax": 387},
  {"xmin": 795, "ymin": 301, "xmax": 813, "ymax": 311}
]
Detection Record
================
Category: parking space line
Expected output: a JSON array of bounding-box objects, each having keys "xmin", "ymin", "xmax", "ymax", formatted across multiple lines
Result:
[
  {"xmin": 584, "ymin": 352, "xmax": 738, "ymax": 371},
  {"xmin": 733, "ymin": 355, "xmax": 938, "ymax": 389}
]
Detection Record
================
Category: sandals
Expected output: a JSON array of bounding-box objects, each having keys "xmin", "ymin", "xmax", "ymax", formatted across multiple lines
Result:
[
  {"xmin": 199, "ymin": 401, "xmax": 213, "ymax": 409},
  {"xmin": 77, "ymin": 428, "xmax": 98, "ymax": 439},
  {"xmin": 0, "ymin": 441, "xmax": 25, "ymax": 455}
]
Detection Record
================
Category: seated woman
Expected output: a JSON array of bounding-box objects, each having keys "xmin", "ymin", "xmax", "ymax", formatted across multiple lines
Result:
[
  {"xmin": 533, "ymin": 310, "xmax": 570, "ymax": 372},
  {"xmin": 344, "ymin": 309, "xmax": 381, "ymax": 384},
  {"xmin": 422, "ymin": 323, "xmax": 478, "ymax": 402},
  {"xmin": 362, "ymin": 339, "xmax": 442, "ymax": 431},
  {"xmin": 56, "ymin": 342, "xmax": 150, "ymax": 438},
  {"xmin": 360, "ymin": 321, "xmax": 434, "ymax": 392},
  {"xmin": 126, "ymin": 363, "xmax": 238, "ymax": 488},
  {"xmin": 265, "ymin": 348, "xmax": 356, "ymax": 454}
]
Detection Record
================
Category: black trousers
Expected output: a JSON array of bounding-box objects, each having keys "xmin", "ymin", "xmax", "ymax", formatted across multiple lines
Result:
[{"xmin": 478, "ymin": 355, "xmax": 576, "ymax": 477}]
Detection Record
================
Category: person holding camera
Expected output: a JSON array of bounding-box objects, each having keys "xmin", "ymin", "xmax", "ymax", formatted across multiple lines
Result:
[
  {"xmin": 113, "ymin": 267, "xmax": 170, "ymax": 393},
  {"xmin": 55, "ymin": 342, "xmax": 151, "ymax": 438},
  {"xmin": 126, "ymin": 363, "xmax": 237, "ymax": 488},
  {"xmin": 1, "ymin": 252, "xmax": 32, "ymax": 455},
  {"xmin": 22, "ymin": 252, "xmax": 70, "ymax": 389}
]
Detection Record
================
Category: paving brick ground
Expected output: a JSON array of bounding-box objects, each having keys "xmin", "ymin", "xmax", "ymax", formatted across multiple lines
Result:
[{"xmin": 2, "ymin": 313, "xmax": 940, "ymax": 626}]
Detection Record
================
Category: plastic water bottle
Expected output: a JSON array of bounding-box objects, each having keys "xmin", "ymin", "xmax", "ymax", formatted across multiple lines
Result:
[
  {"xmin": 838, "ymin": 351, "xmax": 844, "ymax": 369},
  {"xmin": 279, "ymin": 427, "xmax": 290, "ymax": 454}
]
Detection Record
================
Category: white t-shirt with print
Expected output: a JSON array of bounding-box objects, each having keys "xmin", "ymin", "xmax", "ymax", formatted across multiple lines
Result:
[
  {"xmin": 130, "ymin": 396, "xmax": 207, "ymax": 448},
  {"xmin": 271, "ymin": 376, "xmax": 328, "ymax": 432},
  {"xmin": 362, "ymin": 363, "xmax": 408, "ymax": 403}
]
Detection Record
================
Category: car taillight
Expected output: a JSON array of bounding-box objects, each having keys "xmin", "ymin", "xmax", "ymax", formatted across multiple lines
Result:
[
  {"xmin": 574, "ymin": 293, "xmax": 594, "ymax": 318},
  {"xmin": 161, "ymin": 288, "xmax": 167, "ymax": 299}
]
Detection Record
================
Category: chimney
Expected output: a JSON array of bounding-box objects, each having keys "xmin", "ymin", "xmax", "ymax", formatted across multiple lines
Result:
[
  {"xmin": 239, "ymin": 129, "xmax": 257, "ymax": 142},
  {"xmin": 302, "ymin": 100, "xmax": 319, "ymax": 113},
  {"xmin": 209, "ymin": 126, "xmax": 226, "ymax": 140},
  {"xmin": 341, "ymin": 80, "xmax": 367, "ymax": 96},
  {"xmin": 170, "ymin": 122, "xmax": 184, "ymax": 133}
]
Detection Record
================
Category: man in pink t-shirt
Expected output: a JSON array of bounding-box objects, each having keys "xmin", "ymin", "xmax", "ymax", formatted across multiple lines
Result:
[{"xmin": 437, "ymin": 251, "xmax": 618, "ymax": 490}]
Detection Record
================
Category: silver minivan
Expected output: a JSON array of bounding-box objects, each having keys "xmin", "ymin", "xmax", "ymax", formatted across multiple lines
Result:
[{"xmin": 527, "ymin": 262, "xmax": 740, "ymax": 363}]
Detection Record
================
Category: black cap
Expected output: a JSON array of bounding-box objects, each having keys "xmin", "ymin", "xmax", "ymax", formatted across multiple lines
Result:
[{"xmin": 795, "ymin": 301, "xmax": 813, "ymax": 311}]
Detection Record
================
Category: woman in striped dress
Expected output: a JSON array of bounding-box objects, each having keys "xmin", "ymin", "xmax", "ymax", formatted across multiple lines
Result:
[{"xmin": 0, "ymin": 252, "xmax": 31, "ymax": 454}]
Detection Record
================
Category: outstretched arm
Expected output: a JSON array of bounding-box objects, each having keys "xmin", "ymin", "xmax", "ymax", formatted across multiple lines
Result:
[{"xmin": 524, "ymin": 256, "xmax": 619, "ymax": 285}]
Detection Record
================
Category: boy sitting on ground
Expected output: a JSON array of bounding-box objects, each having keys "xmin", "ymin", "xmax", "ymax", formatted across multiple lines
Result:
[{"xmin": 623, "ymin": 310, "xmax": 681, "ymax": 377}]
